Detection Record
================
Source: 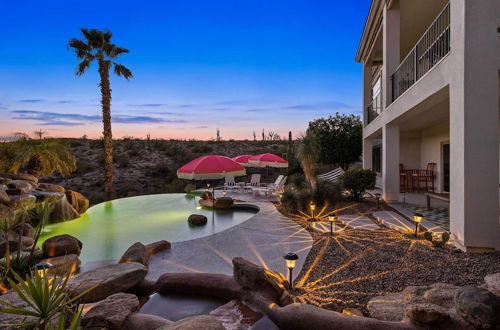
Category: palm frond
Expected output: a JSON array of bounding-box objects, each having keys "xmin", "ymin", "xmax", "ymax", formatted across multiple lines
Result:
[
  {"xmin": 113, "ymin": 63, "xmax": 133, "ymax": 80},
  {"xmin": 76, "ymin": 59, "xmax": 91, "ymax": 76}
]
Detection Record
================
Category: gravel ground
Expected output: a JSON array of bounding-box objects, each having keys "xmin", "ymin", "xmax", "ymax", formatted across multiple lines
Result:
[{"xmin": 282, "ymin": 199, "xmax": 500, "ymax": 315}]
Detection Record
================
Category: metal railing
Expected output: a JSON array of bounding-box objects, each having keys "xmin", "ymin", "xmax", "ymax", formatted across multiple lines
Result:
[
  {"xmin": 366, "ymin": 91, "xmax": 383, "ymax": 126},
  {"xmin": 391, "ymin": 3, "xmax": 450, "ymax": 102}
]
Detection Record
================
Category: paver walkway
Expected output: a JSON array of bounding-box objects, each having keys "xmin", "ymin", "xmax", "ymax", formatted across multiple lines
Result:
[
  {"xmin": 310, "ymin": 215, "xmax": 380, "ymax": 233},
  {"xmin": 147, "ymin": 202, "xmax": 312, "ymax": 281},
  {"xmin": 373, "ymin": 211, "xmax": 414, "ymax": 233}
]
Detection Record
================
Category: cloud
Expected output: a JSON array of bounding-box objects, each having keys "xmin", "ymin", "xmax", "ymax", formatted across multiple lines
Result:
[
  {"xmin": 195, "ymin": 125, "xmax": 208, "ymax": 129},
  {"xmin": 284, "ymin": 101, "xmax": 354, "ymax": 111},
  {"xmin": 19, "ymin": 99, "xmax": 44, "ymax": 103},
  {"xmin": 11, "ymin": 110, "xmax": 185, "ymax": 126},
  {"xmin": 57, "ymin": 100, "xmax": 74, "ymax": 104},
  {"xmin": 128, "ymin": 103, "xmax": 166, "ymax": 107},
  {"xmin": 245, "ymin": 108, "xmax": 267, "ymax": 112},
  {"xmin": 178, "ymin": 104, "xmax": 194, "ymax": 108}
]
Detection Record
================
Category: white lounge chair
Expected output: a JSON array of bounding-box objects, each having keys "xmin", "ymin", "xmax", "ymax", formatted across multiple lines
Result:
[
  {"xmin": 224, "ymin": 176, "xmax": 240, "ymax": 193},
  {"xmin": 245, "ymin": 174, "xmax": 261, "ymax": 188},
  {"xmin": 317, "ymin": 167, "xmax": 344, "ymax": 183},
  {"xmin": 252, "ymin": 176, "xmax": 287, "ymax": 197},
  {"xmin": 266, "ymin": 175, "xmax": 284, "ymax": 189}
]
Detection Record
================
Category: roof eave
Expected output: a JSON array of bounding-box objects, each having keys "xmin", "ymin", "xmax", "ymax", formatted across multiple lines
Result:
[{"xmin": 355, "ymin": 0, "xmax": 385, "ymax": 63}]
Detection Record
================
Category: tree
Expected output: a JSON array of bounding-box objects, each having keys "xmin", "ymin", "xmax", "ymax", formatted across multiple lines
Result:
[
  {"xmin": 308, "ymin": 113, "xmax": 362, "ymax": 170},
  {"xmin": 0, "ymin": 138, "xmax": 76, "ymax": 178},
  {"xmin": 296, "ymin": 130, "xmax": 319, "ymax": 192},
  {"xmin": 69, "ymin": 28, "xmax": 132, "ymax": 201},
  {"xmin": 33, "ymin": 129, "xmax": 46, "ymax": 140}
]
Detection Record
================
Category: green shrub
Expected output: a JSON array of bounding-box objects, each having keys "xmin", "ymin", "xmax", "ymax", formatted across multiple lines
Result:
[
  {"xmin": 314, "ymin": 181, "xmax": 343, "ymax": 207},
  {"xmin": 149, "ymin": 163, "xmax": 170, "ymax": 178},
  {"xmin": 191, "ymin": 144, "xmax": 213, "ymax": 154},
  {"xmin": 127, "ymin": 148, "xmax": 139, "ymax": 158},
  {"xmin": 340, "ymin": 168, "xmax": 376, "ymax": 201},
  {"xmin": 280, "ymin": 188, "xmax": 300, "ymax": 213},
  {"xmin": 297, "ymin": 188, "xmax": 313, "ymax": 212}
]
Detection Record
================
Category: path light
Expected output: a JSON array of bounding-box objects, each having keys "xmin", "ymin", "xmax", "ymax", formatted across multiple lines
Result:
[
  {"xmin": 413, "ymin": 213, "xmax": 423, "ymax": 237},
  {"xmin": 32, "ymin": 262, "xmax": 53, "ymax": 278},
  {"xmin": 328, "ymin": 212, "xmax": 336, "ymax": 235},
  {"xmin": 309, "ymin": 201, "xmax": 316, "ymax": 221},
  {"xmin": 222, "ymin": 190, "xmax": 227, "ymax": 197},
  {"xmin": 283, "ymin": 252, "xmax": 299, "ymax": 289},
  {"xmin": 375, "ymin": 193, "xmax": 381, "ymax": 209}
]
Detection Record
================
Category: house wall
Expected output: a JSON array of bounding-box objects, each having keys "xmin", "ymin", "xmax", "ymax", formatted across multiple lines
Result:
[
  {"xmin": 420, "ymin": 121, "xmax": 449, "ymax": 192},
  {"xmin": 400, "ymin": 135, "xmax": 421, "ymax": 169}
]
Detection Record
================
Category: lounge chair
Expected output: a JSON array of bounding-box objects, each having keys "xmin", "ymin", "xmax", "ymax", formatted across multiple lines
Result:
[
  {"xmin": 317, "ymin": 168, "xmax": 344, "ymax": 183},
  {"xmin": 245, "ymin": 174, "xmax": 261, "ymax": 188},
  {"xmin": 252, "ymin": 176, "xmax": 287, "ymax": 197},
  {"xmin": 224, "ymin": 176, "xmax": 240, "ymax": 193}
]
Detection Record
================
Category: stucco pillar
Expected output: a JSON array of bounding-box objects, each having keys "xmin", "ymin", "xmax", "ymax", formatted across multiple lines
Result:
[
  {"xmin": 449, "ymin": 0, "xmax": 500, "ymax": 251},
  {"xmin": 363, "ymin": 138, "xmax": 373, "ymax": 170},
  {"xmin": 382, "ymin": 2, "xmax": 400, "ymax": 108},
  {"xmin": 382, "ymin": 125, "xmax": 399, "ymax": 201},
  {"xmin": 363, "ymin": 62, "xmax": 373, "ymax": 125}
]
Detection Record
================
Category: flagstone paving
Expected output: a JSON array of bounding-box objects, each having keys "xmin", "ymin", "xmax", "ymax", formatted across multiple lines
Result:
[{"xmin": 373, "ymin": 211, "xmax": 414, "ymax": 233}]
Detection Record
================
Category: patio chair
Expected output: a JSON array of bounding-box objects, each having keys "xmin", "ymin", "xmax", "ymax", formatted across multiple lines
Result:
[
  {"xmin": 224, "ymin": 176, "xmax": 240, "ymax": 193},
  {"xmin": 252, "ymin": 176, "xmax": 287, "ymax": 197},
  {"xmin": 246, "ymin": 174, "xmax": 261, "ymax": 187},
  {"xmin": 266, "ymin": 175, "xmax": 284, "ymax": 189}
]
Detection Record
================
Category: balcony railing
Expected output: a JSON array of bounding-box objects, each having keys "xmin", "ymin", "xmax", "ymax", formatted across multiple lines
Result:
[
  {"xmin": 391, "ymin": 3, "xmax": 450, "ymax": 102},
  {"xmin": 365, "ymin": 92, "xmax": 383, "ymax": 126}
]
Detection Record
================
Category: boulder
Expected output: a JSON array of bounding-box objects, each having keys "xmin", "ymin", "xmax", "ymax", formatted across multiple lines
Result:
[
  {"xmin": 81, "ymin": 293, "xmax": 139, "ymax": 329},
  {"xmin": 405, "ymin": 303, "xmax": 450, "ymax": 325},
  {"xmin": 209, "ymin": 299, "xmax": 263, "ymax": 330},
  {"xmin": 18, "ymin": 223, "xmax": 33, "ymax": 238},
  {"xmin": 214, "ymin": 197, "xmax": 234, "ymax": 209},
  {"xmin": 29, "ymin": 190, "xmax": 64, "ymax": 203},
  {"xmin": 0, "ymin": 173, "xmax": 18, "ymax": 180},
  {"xmin": 279, "ymin": 291, "xmax": 294, "ymax": 306},
  {"xmin": 342, "ymin": 308, "xmax": 364, "ymax": 317},
  {"xmin": 119, "ymin": 242, "xmax": 149, "ymax": 266},
  {"xmin": 66, "ymin": 262, "xmax": 148, "ymax": 303},
  {"xmin": 9, "ymin": 194, "xmax": 36, "ymax": 211},
  {"xmin": 0, "ymin": 188, "xmax": 10, "ymax": 204},
  {"xmin": 122, "ymin": 313, "xmax": 174, "ymax": 330},
  {"xmin": 65, "ymin": 190, "xmax": 89, "ymax": 214},
  {"xmin": 232, "ymin": 257, "xmax": 288, "ymax": 301},
  {"xmin": 484, "ymin": 273, "xmax": 500, "ymax": 296},
  {"xmin": 38, "ymin": 183, "xmax": 65, "ymax": 193},
  {"xmin": 0, "ymin": 204, "xmax": 14, "ymax": 220},
  {"xmin": 160, "ymin": 315, "xmax": 225, "ymax": 330},
  {"xmin": 41, "ymin": 254, "xmax": 81, "ymax": 276},
  {"xmin": 9, "ymin": 180, "xmax": 36, "ymax": 190},
  {"xmin": 184, "ymin": 183, "xmax": 196, "ymax": 193},
  {"xmin": 0, "ymin": 240, "xmax": 20, "ymax": 258},
  {"xmin": 200, "ymin": 191, "xmax": 213, "ymax": 200},
  {"xmin": 423, "ymin": 283, "xmax": 458, "ymax": 308},
  {"xmin": 455, "ymin": 286, "xmax": 500, "ymax": 329},
  {"xmin": 187, "ymin": 214, "xmax": 207, "ymax": 226},
  {"xmin": 49, "ymin": 195, "xmax": 80, "ymax": 222},
  {"xmin": 5, "ymin": 188, "xmax": 28, "ymax": 196},
  {"xmin": 18, "ymin": 173, "xmax": 38, "ymax": 183},
  {"xmin": 145, "ymin": 240, "xmax": 171, "ymax": 256},
  {"xmin": 42, "ymin": 234, "xmax": 82, "ymax": 257},
  {"xmin": 0, "ymin": 290, "xmax": 36, "ymax": 326},
  {"xmin": 367, "ymin": 293, "xmax": 407, "ymax": 321},
  {"xmin": 0, "ymin": 177, "xmax": 13, "ymax": 185}
]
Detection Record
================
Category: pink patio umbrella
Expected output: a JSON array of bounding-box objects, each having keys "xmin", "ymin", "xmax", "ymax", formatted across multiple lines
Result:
[
  {"xmin": 177, "ymin": 155, "xmax": 246, "ymax": 180},
  {"xmin": 248, "ymin": 153, "xmax": 288, "ymax": 168},
  {"xmin": 232, "ymin": 154, "xmax": 263, "ymax": 167}
]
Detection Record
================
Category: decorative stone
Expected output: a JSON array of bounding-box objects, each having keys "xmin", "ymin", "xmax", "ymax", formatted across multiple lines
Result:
[
  {"xmin": 0, "ymin": 290, "xmax": 36, "ymax": 326},
  {"xmin": 0, "ymin": 173, "xmax": 18, "ymax": 180},
  {"xmin": 119, "ymin": 242, "xmax": 149, "ymax": 266},
  {"xmin": 402, "ymin": 285, "xmax": 429, "ymax": 303},
  {"xmin": 5, "ymin": 188, "xmax": 28, "ymax": 196},
  {"xmin": 367, "ymin": 293, "xmax": 407, "ymax": 321},
  {"xmin": 0, "ymin": 177, "xmax": 13, "ymax": 185},
  {"xmin": 342, "ymin": 308, "xmax": 364, "ymax": 317},
  {"xmin": 29, "ymin": 190, "xmax": 64, "ymax": 203},
  {"xmin": 184, "ymin": 183, "xmax": 195, "ymax": 193},
  {"xmin": 42, "ymin": 234, "xmax": 82, "ymax": 257},
  {"xmin": 209, "ymin": 299, "xmax": 263, "ymax": 330},
  {"xmin": 187, "ymin": 214, "xmax": 207, "ymax": 226},
  {"xmin": 38, "ymin": 183, "xmax": 65, "ymax": 193},
  {"xmin": 65, "ymin": 190, "xmax": 89, "ymax": 214},
  {"xmin": 122, "ymin": 313, "xmax": 174, "ymax": 330},
  {"xmin": 455, "ymin": 286, "xmax": 500, "ymax": 329},
  {"xmin": 232, "ymin": 257, "xmax": 288, "ymax": 301},
  {"xmin": 279, "ymin": 291, "xmax": 294, "ymax": 306},
  {"xmin": 405, "ymin": 303, "xmax": 450, "ymax": 325},
  {"xmin": 214, "ymin": 197, "xmax": 234, "ymax": 209},
  {"xmin": 49, "ymin": 195, "xmax": 80, "ymax": 222},
  {"xmin": 423, "ymin": 283, "xmax": 458, "ymax": 308},
  {"xmin": 0, "ymin": 188, "xmax": 10, "ymax": 204},
  {"xmin": 200, "ymin": 191, "xmax": 213, "ymax": 200},
  {"xmin": 0, "ymin": 204, "xmax": 14, "ymax": 220},
  {"xmin": 81, "ymin": 293, "xmax": 139, "ymax": 329},
  {"xmin": 161, "ymin": 315, "xmax": 225, "ymax": 330},
  {"xmin": 17, "ymin": 223, "xmax": 34, "ymax": 237},
  {"xmin": 9, "ymin": 194, "xmax": 37, "ymax": 211},
  {"xmin": 484, "ymin": 273, "xmax": 500, "ymax": 296},
  {"xmin": 0, "ymin": 240, "xmax": 21, "ymax": 258},
  {"xmin": 9, "ymin": 180, "xmax": 36, "ymax": 190},
  {"xmin": 18, "ymin": 173, "xmax": 38, "ymax": 183},
  {"xmin": 145, "ymin": 240, "xmax": 171, "ymax": 256},
  {"xmin": 41, "ymin": 254, "xmax": 81, "ymax": 276},
  {"xmin": 66, "ymin": 262, "xmax": 148, "ymax": 303}
]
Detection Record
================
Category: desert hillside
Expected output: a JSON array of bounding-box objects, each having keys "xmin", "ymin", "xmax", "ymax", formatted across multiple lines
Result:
[{"xmin": 44, "ymin": 138, "xmax": 293, "ymax": 205}]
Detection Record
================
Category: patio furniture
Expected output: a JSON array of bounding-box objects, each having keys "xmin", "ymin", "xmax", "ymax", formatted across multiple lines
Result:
[
  {"xmin": 224, "ymin": 176, "xmax": 241, "ymax": 193},
  {"xmin": 400, "ymin": 164, "xmax": 408, "ymax": 193},
  {"xmin": 246, "ymin": 174, "xmax": 262, "ymax": 189},
  {"xmin": 317, "ymin": 167, "xmax": 344, "ymax": 183},
  {"xmin": 426, "ymin": 192, "xmax": 449, "ymax": 210},
  {"xmin": 252, "ymin": 176, "xmax": 287, "ymax": 197},
  {"xmin": 400, "ymin": 163, "xmax": 436, "ymax": 193},
  {"xmin": 266, "ymin": 175, "xmax": 284, "ymax": 188}
]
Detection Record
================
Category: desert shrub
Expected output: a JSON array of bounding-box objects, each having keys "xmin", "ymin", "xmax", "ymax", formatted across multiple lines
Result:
[
  {"xmin": 151, "ymin": 139, "xmax": 167, "ymax": 151},
  {"xmin": 287, "ymin": 173, "xmax": 307, "ymax": 190},
  {"xmin": 127, "ymin": 148, "xmax": 140, "ymax": 158},
  {"xmin": 116, "ymin": 183, "xmax": 137, "ymax": 197},
  {"xmin": 90, "ymin": 138, "xmax": 104, "ymax": 149},
  {"xmin": 313, "ymin": 181, "xmax": 343, "ymax": 207},
  {"xmin": 280, "ymin": 188, "xmax": 300, "ymax": 213},
  {"xmin": 191, "ymin": 144, "xmax": 213, "ymax": 154},
  {"xmin": 69, "ymin": 140, "xmax": 84, "ymax": 148},
  {"xmin": 117, "ymin": 156, "xmax": 130, "ymax": 169},
  {"xmin": 74, "ymin": 160, "xmax": 94, "ymax": 175},
  {"xmin": 297, "ymin": 188, "xmax": 313, "ymax": 212},
  {"xmin": 340, "ymin": 168, "xmax": 376, "ymax": 201},
  {"xmin": 149, "ymin": 163, "xmax": 170, "ymax": 178}
]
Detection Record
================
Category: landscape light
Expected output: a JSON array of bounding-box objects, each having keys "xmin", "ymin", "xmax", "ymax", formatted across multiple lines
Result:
[
  {"xmin": 328, "ymin": 212, "xmax": 336, "ymax": 235},
  {"xmin": 283, "ymin": 252, "xmax": 299, "ymax": 289},
  {"xmin": 309, "ymin": 201, "xmax": 316, "ymax": 221},
  {"xmin": 374, "ymin": 193, "xmax": 381, "ymax": 209},
  {"xmin": 32, "ymin": 262, "xmax": 53, "ymax": 278},
  {"xmin": 413, "ymin": 213, "xmax": 423, "ymax": 237},
  {"xmin": 222, "ymin": 190, "xmax": 227, "ymax": 197}
]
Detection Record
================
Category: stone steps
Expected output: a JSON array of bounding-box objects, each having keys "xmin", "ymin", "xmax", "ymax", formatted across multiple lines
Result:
[{"xmin": 337, "ymin": 215, "xmax": 380, "ymax": 230}]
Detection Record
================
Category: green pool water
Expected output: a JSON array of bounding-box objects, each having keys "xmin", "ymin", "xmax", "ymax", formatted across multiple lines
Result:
[{"xmin": 39, "ymin": 194, "xmax": 257, "ymax": 263}]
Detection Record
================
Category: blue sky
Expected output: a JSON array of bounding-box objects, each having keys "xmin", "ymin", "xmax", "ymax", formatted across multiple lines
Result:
[{"xmin": 0, "ymin": 0, "xmax": 370, "ymax": 139}]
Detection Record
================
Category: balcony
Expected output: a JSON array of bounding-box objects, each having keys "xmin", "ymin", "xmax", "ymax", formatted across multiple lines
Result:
[
  {"xmin": 391, "ymin": 3, "xmax": 450, "ymax": 103},
  {"xmin": 365, "ymin": 91, "xmax": 383, "ymax": 126}
]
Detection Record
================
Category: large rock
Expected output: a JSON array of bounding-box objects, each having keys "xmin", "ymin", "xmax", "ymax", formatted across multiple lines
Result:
[
  {"xmin": 0, "ymin": 188, "xmax": 10, "ymax": 204},
  {"xmin": 66, "ymin": 262, "xmax": 148, "ymax": 303},
  {"xmin": 342, "ymin": 308, "xmax": 364, "ymax": 317},
  {"xmin": 9, "ymin": 180, "xmax": 36, "ymax": 190},
  {"xmin": 42, "ymin": 234, "xmax": 82, "ymax": 257},
  {"xmin": 41, "ymin": 254, "xmax": 81, "ymax": 276},
  {"xmin": 82, "ymin": 293, "xmax": 139, "ymax": 329},
  {"xmin": 65, "ymin": 190, "xmax": 89, "ymax": 214},
  {"xmin": 0, "ymin": 240, "xmax": 21, "ymax": 259},
  {"xmin": 0, "ymin": 177, "xmax": 13, "ymax": 185},
  {"xmin": 18, "ymin": 173, "xmax": 38, "ymax": 183},
  {"xmin": 405, "ymin": 303, "xmax": 450, "ymax": 325},
  {"xmin": 0, "ymin": 173, "xmax": 18, "ymax": 180},
  {"xmin": 214, "ymin": 197, "xmax": 234, "ymax": 209},
  {"xmin": 484, "ymin": 273, "xmax": 500, "ymax": 296},
  {"xmin": 209, "ymin": 299, "xmax": 263, "ymax": 330},
  {"xmin": 232, "ymin": 257, "xmax": 288, "ymax": 302},
  {"xmin": 160, "ymin": 315, "xmax": 225, "ymax": 330},
  {"xmin": 122, "ymin": 313, "xmax": 173, "ymax": 330},
  {"xmin": 50, "ymin": 195, "xmax": 80, "ymax": 222},
  {"xmin": 38, "ymin": 183, "xmax": 65, "ymax": 193},
  {"xmin": 187, "ymin": 214, "xmax": 207, "ymax": 226},
  {"xmin": 119, "ymin": 242, "xmax": 149, "ymax": 266},
  {"xmin": 145, "ymin": 240, "xmax": 171, "ymax": 256},
  {"xmin": 0, "ymin": 290, "xmax": 36, "ymax": 327},
  {"xmin": 455, "ymin": 286, "xmax": 500, "ymax": 329},
  {"xmin": 423, "ymin": 283, "xmax": 458, "ymax": 308},
  {"xmin": 0, "ymin": 204, "xmax": 14, "ymax": 220},
  {"xmin": 9, "ymin": 194, "xmax": 36, "ymax": 211},
  {"xmin": 367, "ymin": 293, "xmax": 407, "ymax": 321},
  {"xmin": 30, "ymin": 190, "xmax": 64, "ymax": 203}
]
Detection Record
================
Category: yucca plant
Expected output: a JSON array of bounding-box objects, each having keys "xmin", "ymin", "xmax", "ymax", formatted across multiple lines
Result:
[
  {"xmin": 296, "ymin": 130, "xmax": 319, "ymax": 192},
  {"xmin": 29, "ymin": 202, "xmax": 54, "ymax": 260},
  {"xmin": 0, "ymin": 271, "xmax": 87, "ymax": 329}
]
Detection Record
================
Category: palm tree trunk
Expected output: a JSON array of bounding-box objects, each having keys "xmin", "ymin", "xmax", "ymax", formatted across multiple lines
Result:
[{"xmin": 98, "ymin": 60, "xmax": 113, "ymax": 201}]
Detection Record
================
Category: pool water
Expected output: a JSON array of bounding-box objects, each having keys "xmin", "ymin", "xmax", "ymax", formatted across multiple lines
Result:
[{"xmin": 39, "ymin": 193, "xmax": 257, "ymax": 263}]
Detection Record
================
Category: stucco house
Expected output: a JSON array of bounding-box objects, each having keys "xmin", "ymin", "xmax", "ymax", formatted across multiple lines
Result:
[{"xmin": 356, "ymin": 0, "xmax": 500, "ymax": 251}]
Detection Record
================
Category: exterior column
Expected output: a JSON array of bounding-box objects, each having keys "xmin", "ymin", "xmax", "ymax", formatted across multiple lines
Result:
[
  {"xmin": 382, "ymin": 125, "xmax": 399, "ymax": 201},
  {"xmin": 449, "ymin": 0, "xmax": 500, "ymax": 251},
  {"xmin": 363, "ymin": 138, "xmax": 373, "ymax": 170},
  {"xmin": 382, "ymin": 2, "xmax": 400, "ymax": 108},
  {"xmin": 363, "ymin": 62, "xmax": 373, "ymax": 125}
]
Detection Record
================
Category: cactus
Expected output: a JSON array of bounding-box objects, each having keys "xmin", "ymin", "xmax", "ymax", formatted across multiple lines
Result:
[{"xmin": 424, "ymin": 231, "xmax": 450, "ymax": 248}]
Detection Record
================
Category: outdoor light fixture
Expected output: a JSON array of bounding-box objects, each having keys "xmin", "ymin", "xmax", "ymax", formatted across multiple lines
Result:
[
  {"xmin": 374, "ymin": 193, "xmax": 381, "ymax": 209},
  {"xmin": 32, "ymin": 262, "xmax": 53, "ymax": 278},
  {"xmin": 413, "ymin": 213, "xmax": 423, "ymax": 237},
  {"xmin": 328, "ymin": 212, "xmax": 336, "ymax": 235},
  {"xmin": 309, "ymin": 201, "xmax": 316, "ymax": 221},
  {"xmin": 222, "ymin": 190, "xmax": 227, "ymax": 197},
  {"xmin": 283, "ymin": 252, "xmax": 299, "ymax": 289}
]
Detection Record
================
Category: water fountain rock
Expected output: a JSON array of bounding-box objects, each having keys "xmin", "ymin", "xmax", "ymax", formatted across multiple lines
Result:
[
  {"xmin": 42, "ymin": 234, "xmax": 82, "ymax": 257},
  {"xmin": 82, "ymin": 293, "xmax": 139, "ymax": 329},
  {"xmin": 187, "ymin": 214, "xmax": 207, "ymax": 226},
  {"xmin": 119, "ymin": 242, "xmax": 149, "ymax": 266}
]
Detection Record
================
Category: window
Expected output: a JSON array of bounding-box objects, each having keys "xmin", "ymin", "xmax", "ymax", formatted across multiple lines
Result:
[
  {"xmin": 372, "ymin": 145, "xmax": 381, "ymax": 173},
  {"xmin": 372, "ymin": 76, "xmax": 382, "ymax": 113}
]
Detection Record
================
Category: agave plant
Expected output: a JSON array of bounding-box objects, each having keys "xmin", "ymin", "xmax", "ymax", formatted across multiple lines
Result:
[{"xmin": 0, "ymin": 271, "xmax": 86, "ymax": 329}]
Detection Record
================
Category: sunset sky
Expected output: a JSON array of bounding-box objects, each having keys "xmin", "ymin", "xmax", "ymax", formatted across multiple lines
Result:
[{"xmin": 0, "ymin": 0, "xmax": 370, "ymax": 140}]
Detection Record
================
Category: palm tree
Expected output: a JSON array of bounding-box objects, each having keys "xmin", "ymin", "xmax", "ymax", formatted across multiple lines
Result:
[
  {"xmin": 296, "ymin": 130, "xmax": 319, "ymax": 192},
  {"xmin": 68, "ymin": 28, "xmax": 133, "ymax": 201},
  {"xmin": 0, "ymin": 138, "xmax": 76, "ymax": 178}
]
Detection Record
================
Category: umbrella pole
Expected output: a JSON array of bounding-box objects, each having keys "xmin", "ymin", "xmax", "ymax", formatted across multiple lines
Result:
[{"xmin": 212, "ymin": 185, "xmax": 215, "ymax": 224}]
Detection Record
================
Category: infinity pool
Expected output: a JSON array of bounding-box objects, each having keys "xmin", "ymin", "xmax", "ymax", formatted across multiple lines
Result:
[{"xmin": 39, "ymin": 194, "xmax": 257, "ymax": 263}]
